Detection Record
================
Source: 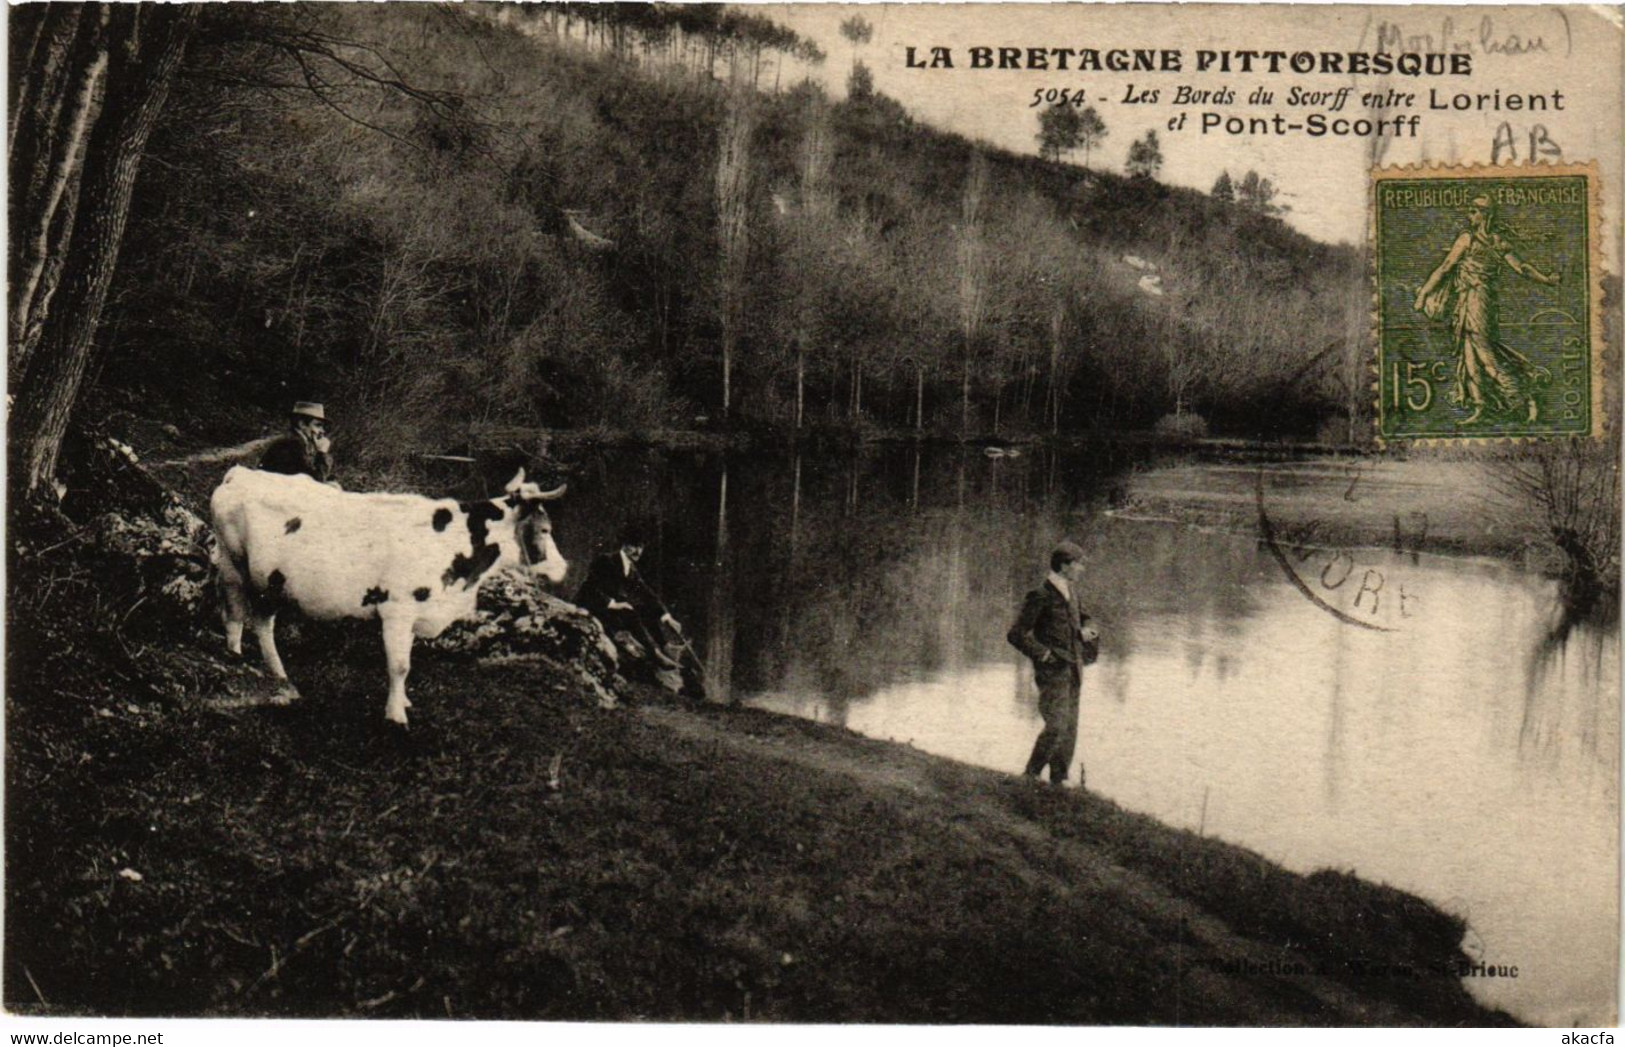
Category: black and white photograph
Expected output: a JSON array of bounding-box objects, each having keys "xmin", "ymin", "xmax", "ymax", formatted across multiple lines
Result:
[{"xmin": 5, "ymin": 1, "xmax": 1621, "ymax": 1030}]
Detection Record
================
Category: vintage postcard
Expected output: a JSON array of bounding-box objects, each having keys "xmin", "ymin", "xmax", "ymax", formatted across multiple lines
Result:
[{"xmin": 4, "ymin": 2, "xmax": 1621, "ymax": 1038}]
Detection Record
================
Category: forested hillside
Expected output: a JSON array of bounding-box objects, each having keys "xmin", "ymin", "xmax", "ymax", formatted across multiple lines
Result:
[{"xmin": 13, "ymin": 2, "xmax": 1367, "ymax": 484}]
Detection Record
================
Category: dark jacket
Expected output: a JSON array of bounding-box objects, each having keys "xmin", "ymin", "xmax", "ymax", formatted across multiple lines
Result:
[
  {"xmin": 259, "ymin": 432, "xmax": 333, "ymax": 482},
  {"xmin": 1008, "ymin": 581, "xmax": 1095, "ymax": 672},
  {"xmin": 574, "ymin": 550, "xmax": 660, "ymax": 625}
]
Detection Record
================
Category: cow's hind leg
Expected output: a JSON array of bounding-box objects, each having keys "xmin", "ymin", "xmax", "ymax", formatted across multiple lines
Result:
[
  {"xmin": 215, "ymin": 554, "xmax": 251, "ymax": 657},
  {"xmin": 253, "ymin": 614, "xmax": 300, "ymax": 703},
  {"xmin": 380, "ymin": 613, "xmax": 415, "ymax": 726},
  {"xmin": 243, "ymin": 565, "xmax": 300, "ymax": 702}
]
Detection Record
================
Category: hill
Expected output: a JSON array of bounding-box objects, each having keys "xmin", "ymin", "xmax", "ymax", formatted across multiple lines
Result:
[{"xmin": 66, "ymin": 1, "xmax": 1362, "ymax": 481}]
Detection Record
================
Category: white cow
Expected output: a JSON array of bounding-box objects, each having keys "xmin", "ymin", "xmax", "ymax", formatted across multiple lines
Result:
[{"xmin": 210, "ymin": 466, "xmax": 568, "ymax": 725}]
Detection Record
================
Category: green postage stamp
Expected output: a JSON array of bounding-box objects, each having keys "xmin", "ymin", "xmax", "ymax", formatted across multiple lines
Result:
[{"xmin": 1372, "ymin": 163, "xmax": 1604, "ymax": 442}]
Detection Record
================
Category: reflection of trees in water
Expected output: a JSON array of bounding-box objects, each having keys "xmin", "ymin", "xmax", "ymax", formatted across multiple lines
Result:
[
  {"xmin": 572, "ymin": 443, "xmax": 1272, "ymax": 715},
  {"xmin": 704, "ymin": 464, "xmax": 734, "ymax": 702},
  {"xmin": 1322, "ymin": 624, "xmax": 1354, "ymax": 810},
  {"xmin": 736, "ymin": 444, "xmax": 1128, "ymax": 706},
  {"xmin": 1520, "ymin": 599, "xmax": 1620, "ymax": 773},
  {"xmin": 1084, "ymin": 517, "xmax": 1267, "ymax": 702}
]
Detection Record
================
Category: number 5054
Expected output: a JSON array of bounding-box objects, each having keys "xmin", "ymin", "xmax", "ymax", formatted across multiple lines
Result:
[{"xmin": 1029, "ymin": 88, "xmax": 1090, "ymax": 107}]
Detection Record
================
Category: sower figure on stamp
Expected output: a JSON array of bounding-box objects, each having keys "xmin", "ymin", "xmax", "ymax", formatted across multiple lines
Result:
[
  {"xmin": 1413, "ymin": 194, "xmax": 1560, "ymax": 425},
  {"xmin": 1008, "ymin": 540, "xmax": 1100, "ymax": 788},
  {"xmin": 259, "ymin": 401, "xmax": 337, "ymax": 485}
]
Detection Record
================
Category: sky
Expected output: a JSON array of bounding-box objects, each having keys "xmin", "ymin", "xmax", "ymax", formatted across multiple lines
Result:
[{"xmin": 754, "ymin": 4, "xmax": 1618, "ymax": 249}]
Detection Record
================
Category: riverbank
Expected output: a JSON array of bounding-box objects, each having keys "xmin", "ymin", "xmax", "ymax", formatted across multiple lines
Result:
[
  {"xmin": 6, "ymin": 649, "xmax": 1513, "ymax": 1023},
  {"xmin": 4, "ymin": 430, "xmax": 1516, "ymax": 1023},
  {"xmin": 1118, "ymin": 457, "xmax": 1556, "ymax": 566}
]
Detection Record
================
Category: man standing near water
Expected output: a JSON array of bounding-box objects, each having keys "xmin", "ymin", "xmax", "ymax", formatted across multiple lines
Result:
[{"xmin": 1008, "ymin": 540, "xmax": 1099, "ymax": 787}]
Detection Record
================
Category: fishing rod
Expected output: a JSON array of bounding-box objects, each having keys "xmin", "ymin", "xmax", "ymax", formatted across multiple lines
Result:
[{"xmin": 628, "ymin": 560, "xmax": 712, "ymax": 682}]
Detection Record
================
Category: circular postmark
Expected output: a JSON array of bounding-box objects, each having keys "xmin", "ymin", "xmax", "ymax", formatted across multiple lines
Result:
[{"xmin": 1253, "ymin": 463, "xmax": 1423, "ymax": 632}]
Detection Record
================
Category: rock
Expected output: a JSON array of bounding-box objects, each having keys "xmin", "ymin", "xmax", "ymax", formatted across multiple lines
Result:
[{"xmin": 428, "ymin": 569, "xmax": 622, "ymax": 707}]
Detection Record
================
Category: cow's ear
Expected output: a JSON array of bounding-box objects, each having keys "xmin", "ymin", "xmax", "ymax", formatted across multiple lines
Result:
[{"xmin": 504, "ymin": 468, "xmax": 526, "ymax": 494}]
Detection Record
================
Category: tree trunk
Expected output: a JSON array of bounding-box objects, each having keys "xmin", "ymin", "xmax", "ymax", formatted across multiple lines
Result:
[
  {"xmin": 1049, "ymin": 308, "xmax": 1064, "ymax": 434},
  {"xmin": 11, "ymin": 23, "xmax": 109, "ymax": 367},
  {"xmin": 915, "ymin": 365, "xmax": 924, "ymax": 435},
  {"xmin": 714, "ymin": 87, "xmax": 752, "ymax": 421},
  {"xmin": 961, "ymin": 354, "xmax": 970, "ymax": 436},
  {"xmin": 9, "ymin": 6, "xmax": 87, "ymax": 195},
  {"xmin": 7, "ymin": 7, "xmax": 59, "ymax": 153},
  {"xmin": 955, "ymin": 334, "xmax": 968, "ymax": 438},
  {"xmin": 13, "ymin": 4, "xmax": 201, "ymax": 496},
  {"xmin": 19, "ymin": 162, "xmax": 86, "ymax": 381},
  {"xmin": 795, "ymin": 347, "xmax": 805, "ymax": 430}
]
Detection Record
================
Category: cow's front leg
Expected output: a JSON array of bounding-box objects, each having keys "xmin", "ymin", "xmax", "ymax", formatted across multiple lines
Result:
[
  {"xmin": 380, "ymin": 613, "xmax": 416, "ymax": 726},
  {"xmin": 253, "ymin": 614, "xmax": 300, "ymax": 703}
]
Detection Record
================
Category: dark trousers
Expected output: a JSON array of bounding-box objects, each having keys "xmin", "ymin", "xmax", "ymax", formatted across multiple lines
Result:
[{"xmin": 1024, "ymin": 666, "xmax": 1080, "ymax": 782}]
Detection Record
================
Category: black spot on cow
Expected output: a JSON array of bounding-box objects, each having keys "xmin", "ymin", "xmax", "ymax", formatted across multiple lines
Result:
[
  {"xmin": 461, "ymin": 500, "xmax": 504, "ymax": 549},
  {"xmin": 432, "ymin": 508, "xmax": 453, "ymax": 532},
  {"xmin": 252, "ymin": 569, "xmax": 289, "ymax": 616},
  {"xmin": 362, "ymin": 586, "xmax": 390, "ymax": 607},
  {"xmin": 441, "ymin": 544, "xmax": 502, "ymax": 590},
  {"xmin": 285, "ymin": 517, "xmax": 302, "ymax": 534},
  {"xmin": 414, "ymin": 587, "xmax": 431, "ymax": 602}
]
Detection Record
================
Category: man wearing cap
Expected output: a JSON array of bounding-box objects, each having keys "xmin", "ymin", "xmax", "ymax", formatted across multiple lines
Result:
[
  {"xmin": 259, "ymin": 402, "xmax": 335, "ymax": 484},
  {"xmin": 1008, "ymin": 540, "xmax": 1100, "ymax": 787}
]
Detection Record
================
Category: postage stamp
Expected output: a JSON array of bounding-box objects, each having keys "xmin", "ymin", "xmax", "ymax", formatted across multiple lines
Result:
[{"xmin": 1372, "ymin": 163, "xmax": 1604, "ymax": 443}]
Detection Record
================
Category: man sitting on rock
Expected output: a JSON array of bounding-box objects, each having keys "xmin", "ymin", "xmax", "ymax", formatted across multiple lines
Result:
[
  {"xmin": 574, "ymin": 521, "xmax": 689, "ymax": 693},
  {"xmin": 259, "ymin": 401, "xmax": 336, "ymax": 485}
]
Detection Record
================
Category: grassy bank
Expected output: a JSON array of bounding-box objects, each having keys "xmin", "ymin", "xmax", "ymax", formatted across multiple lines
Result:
[{"xmin": 7, "ymin": 627, "xmax": 1511, "ymax": 1023}]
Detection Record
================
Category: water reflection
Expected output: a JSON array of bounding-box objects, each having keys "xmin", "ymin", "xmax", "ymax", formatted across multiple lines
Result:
[{"xmin": 557, "ymin": 445, "xmax": 1616, "ymax": 1027}]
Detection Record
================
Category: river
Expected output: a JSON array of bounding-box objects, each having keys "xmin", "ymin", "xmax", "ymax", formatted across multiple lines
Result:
[{"xmin": 483, "ymin": 442, "xmax": 1617, "ymax": 1026}]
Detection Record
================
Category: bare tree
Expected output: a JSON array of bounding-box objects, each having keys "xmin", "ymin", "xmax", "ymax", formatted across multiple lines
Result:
[
  {"xmin": 1491, "ymin": 441, "xmax": 1621, "ymax": 609},
  {"xmin": 954, "ymin": 152, "xmax": 989, "ymax": 436},
  {"xmin": 789, "ymin": 97, "xmax": 834, "ymax": 429},
  {"xmin": 714, "ymin": 81, "xmax": 754, "ymax": 421}
]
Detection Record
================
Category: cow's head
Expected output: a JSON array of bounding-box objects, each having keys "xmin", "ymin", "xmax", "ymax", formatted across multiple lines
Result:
[{"xmin": 502, "ymin": 468, "xmax": 569, "ymax": 584}]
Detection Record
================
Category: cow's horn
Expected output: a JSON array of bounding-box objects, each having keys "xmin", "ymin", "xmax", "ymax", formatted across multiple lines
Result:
[
  {"xmin": 504, "ymin": 467, "xmax": 527, "ymax": 493},
  {"xmin": 536, "ymin": 482, "xmax": 567, "ymax": 501}
]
